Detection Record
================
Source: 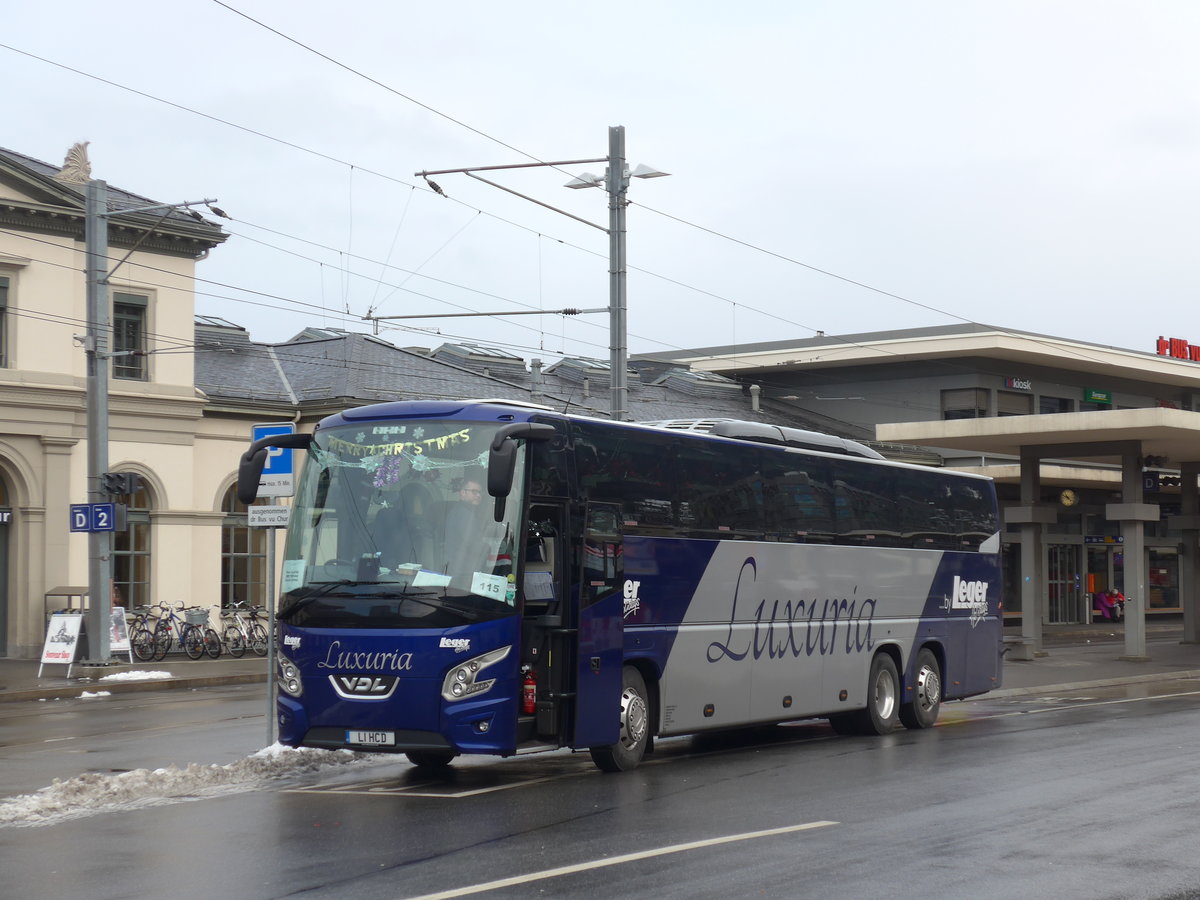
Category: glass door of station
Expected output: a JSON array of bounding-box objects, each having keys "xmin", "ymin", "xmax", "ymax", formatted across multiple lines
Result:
[{"xmin": 1047, "ymin": 544, "xmax": 1084, "ymax": 624}]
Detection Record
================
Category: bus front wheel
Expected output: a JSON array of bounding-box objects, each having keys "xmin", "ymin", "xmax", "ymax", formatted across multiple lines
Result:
[
  {"xmin": 406, "ymin": 750, "xmax": 458, "ymax": 770},
  {"xmin": 899, "ymin": 648, "xmax": 941, "ymax": 730},
  {"xmin": 590, "ymin": 667, "xmax": 650, "ymax": 773},
  {"xmin": 853, "ymin": 653, "xmax": 900, "ymax": 735}
]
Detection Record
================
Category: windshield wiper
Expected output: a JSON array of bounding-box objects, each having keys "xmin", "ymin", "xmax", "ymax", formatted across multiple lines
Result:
[
  {"xmin": 278, "ymin": 580, "xmax": 364, "ymax": 619},
  {"xmin": 369, "ymin": 589, "xmax": 486, "ymax": 621},
  {"xmin": 280, "ymin": 583, "xmax": 487, "ymax": 622}
]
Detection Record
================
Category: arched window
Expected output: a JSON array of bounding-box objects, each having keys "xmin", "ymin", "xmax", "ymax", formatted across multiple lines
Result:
[
  {"xmin": 221, "ymin": 485, "xmax": 267, "ymax": 608},
  {"xmin": 113, "ymin": 480, "xmax": 151, "ymax": 609}
]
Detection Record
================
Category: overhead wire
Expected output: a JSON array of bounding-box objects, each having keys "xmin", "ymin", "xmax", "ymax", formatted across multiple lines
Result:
[{"xmin": 0, "ymin": 29, "xmax": 1132, "ymax": 385}]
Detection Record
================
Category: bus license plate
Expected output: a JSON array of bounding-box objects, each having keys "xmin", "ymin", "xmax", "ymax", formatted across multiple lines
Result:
[{"xmin": 346, "ymin": 730, "xmax": 395, "ymax": 747}]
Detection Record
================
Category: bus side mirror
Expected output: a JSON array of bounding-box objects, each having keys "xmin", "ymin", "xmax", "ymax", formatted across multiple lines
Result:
[
  {"xmin": 237, "ymin": 433, "xmax": 313, "ymax": 505},
  {"xmin": 487, "ymin": 423, "xmax": 556, "ymax": 521}
]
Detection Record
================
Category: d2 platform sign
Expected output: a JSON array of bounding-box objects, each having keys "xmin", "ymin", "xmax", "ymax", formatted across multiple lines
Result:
[
  {"xmin": 70, "ymin": 502, "xmax": 118, "ymax": 532},
  {"xmin": 253, "ymin": 422, "xmax": 296, "ymax": 499}
]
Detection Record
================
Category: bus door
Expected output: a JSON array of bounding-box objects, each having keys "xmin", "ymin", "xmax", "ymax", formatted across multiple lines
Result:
[
  {"xmin": 521, "ymin": 503, "xmax": 569, "ymax": 742},
  {"xmin": 572, "ymin": 503, "xmax": 624, "ymax": 749}
]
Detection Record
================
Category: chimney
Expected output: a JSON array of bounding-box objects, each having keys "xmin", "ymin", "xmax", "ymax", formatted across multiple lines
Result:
[{"xmin": 530, "ymin": 358, "xmax": 543, "ymax": 403}]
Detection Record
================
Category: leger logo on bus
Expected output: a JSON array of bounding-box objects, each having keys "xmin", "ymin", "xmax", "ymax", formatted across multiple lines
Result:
[
  {"xmin": 948, "ymin": 575, "xmax": 989, "ymax": 610},
  {"xmin": 329, "ymin": 675, "xmax": 399, "ymax": 700},
  {"xmin": 439, "ymin": 637, "xmax": 471, "ymax": 653}
]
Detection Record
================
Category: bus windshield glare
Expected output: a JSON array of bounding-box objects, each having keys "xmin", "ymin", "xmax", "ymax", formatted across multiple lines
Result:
[{"xmin": 278, "ymin": 419, "xmax": 525, "ymax": 629}]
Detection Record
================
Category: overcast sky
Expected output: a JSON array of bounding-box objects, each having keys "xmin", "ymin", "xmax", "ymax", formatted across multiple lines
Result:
[{"xmin": 5, "ymin": 1, "xmax": 1199, "ymax": 364}]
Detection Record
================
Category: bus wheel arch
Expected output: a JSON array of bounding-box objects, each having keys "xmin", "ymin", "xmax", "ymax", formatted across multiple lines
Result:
[
  {"xmin": 590, "ymin": 665, "xmax": 652, "ymax": 773},
  {"xmin": 900, "ymin": 646, "xmax": 943, "ymax": 730},
  {"xmin": 853, "ymin": 648, "xmax": 901, "ymax": 735}
]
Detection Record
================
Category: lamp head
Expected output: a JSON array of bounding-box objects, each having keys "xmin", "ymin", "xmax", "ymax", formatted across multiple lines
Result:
[
  {"xmin": 564, "ymin": 172, "xmax": 604, "ymax": 189},
  {"xmin": 629, "ymin": 164, "xmax": 670, "ymax": 179}
]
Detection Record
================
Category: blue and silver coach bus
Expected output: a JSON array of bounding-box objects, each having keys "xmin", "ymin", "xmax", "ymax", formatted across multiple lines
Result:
[{"xmin": 238, "ymin": 400, "xmax": 1002, "ymax": 772}]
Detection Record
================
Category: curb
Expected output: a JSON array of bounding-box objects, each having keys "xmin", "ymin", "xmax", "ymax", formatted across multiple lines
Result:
[{"xmin": 970, "ymin": 668, "xmax": 1200, "ymax": 701}]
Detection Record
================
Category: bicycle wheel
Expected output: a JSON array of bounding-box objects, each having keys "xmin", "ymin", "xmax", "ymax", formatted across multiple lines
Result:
[
  {"xmin": 202, "ymin": 627, "xmax": 222, "ymax": 659},
  {"xmin": 131, "ymin": 627, "xmax": 156, "ymax": 662},
  {"xmin": 249, "ymin": 622, "xmax": 269, "ymax": 657},
  {"xmin": 223, "ymin": 624, "xmax": 246, "ymax": 658},
  {"xmin": 153, "ymin": 622, "xmax": 172, "ymax": 661},
  {"xmin": 183, "ymin": 624, "xmax": 205, "ymax": 660}
]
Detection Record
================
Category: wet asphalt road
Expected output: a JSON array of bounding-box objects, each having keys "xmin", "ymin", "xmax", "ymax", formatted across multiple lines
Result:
[{"xmin": 2, "ymin": 679, "xmax": 1200, "ymax": 899}]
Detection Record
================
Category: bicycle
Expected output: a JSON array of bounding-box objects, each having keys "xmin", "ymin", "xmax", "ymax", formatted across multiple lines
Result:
[
  {"xmin": 128, "ymin": 605, "xmax": 160, "ymax": 662},
  {"xmin": 151, "ymin": 601, "xmax": 222, "ymax": 660},
  {"xmin": 219, "ymin": 601, "xmax": 268, "ymax": 658}
]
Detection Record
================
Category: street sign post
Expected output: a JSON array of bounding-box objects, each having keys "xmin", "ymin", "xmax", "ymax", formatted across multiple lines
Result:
[{"xmin": 249, "ymin": 423, "xmax": 296, "ymax": 747}]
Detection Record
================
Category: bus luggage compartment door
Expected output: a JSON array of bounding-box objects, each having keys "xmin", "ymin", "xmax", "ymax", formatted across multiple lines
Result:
[{"xmin": 572, "ymin": 503, "xmax": 624, "ymax": 748}]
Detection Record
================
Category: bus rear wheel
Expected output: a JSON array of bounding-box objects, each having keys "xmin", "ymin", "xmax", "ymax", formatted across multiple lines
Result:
[
  {"xmin": 899, "ymin": 648, "xmax": 941, "ymax": 730},
  {"xmin": 852, "ymin": 652, "xmax": 900, "ymax": 735},
  {"xmin": 405, "ymin": 750, "xmax": 458, "ymax": 770},
  {"xmin": 590, "ymin": 666, "xmax": 650, "ymax": 773}
]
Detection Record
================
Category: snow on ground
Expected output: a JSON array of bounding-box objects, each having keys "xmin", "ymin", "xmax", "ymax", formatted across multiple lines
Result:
[
  {"xmin": 98, "ymin": 670, "xmax": 173, "ymax": 682},
  {"xmin": 78, "ymin": 690, "xmax": 111, "ymax": 698},
  {"xmin": 0, "ymin": 744, "xmax": 373, "ymax": 828}
]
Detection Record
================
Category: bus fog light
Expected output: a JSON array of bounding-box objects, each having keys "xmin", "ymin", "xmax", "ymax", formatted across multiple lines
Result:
[
  {"xmin": 442, "ymin": 646, "xmax": 511, "ymax": 702},
  {"xmin": 278, "ymin": 653, "xmax": 303, "ymax": 697}
]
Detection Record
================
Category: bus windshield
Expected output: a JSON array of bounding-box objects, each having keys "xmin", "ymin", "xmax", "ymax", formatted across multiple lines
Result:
[{"xmin": 278, "ymin": 419, "xmax": 526, "ymax": 628}]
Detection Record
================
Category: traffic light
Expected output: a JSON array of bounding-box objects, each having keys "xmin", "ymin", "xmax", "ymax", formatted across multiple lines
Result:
[{"xmin": 101, "ymin": 472, "xmax": 141, "ymax": 496}]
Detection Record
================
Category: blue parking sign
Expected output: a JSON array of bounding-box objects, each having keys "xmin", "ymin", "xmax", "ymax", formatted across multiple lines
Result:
[{"xmin": 252, "ymin": 422, "xmax": 296, "ymax": 498}]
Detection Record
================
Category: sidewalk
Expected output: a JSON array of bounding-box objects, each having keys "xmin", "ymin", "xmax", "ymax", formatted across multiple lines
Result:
[
  {"xmin": 1, "ymin": 623, "xmax": 1198, "ymax": 703},
  {"xmin": 0, "ymin": 653, "xmax": 268, "ymax": 703}
]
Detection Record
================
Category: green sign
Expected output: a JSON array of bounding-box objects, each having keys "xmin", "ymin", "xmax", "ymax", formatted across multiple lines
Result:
[{"xmin": 1084, "ymin": 388, "xmax": 1113, "ymax": 405}]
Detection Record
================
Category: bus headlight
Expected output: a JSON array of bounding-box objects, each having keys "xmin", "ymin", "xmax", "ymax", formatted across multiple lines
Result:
[
  {"xmin": 278, "ymin": 654, "xmax": 303, "ymax": 697},
  {"xmin": 441, "ymin": 645, "xmax": 511, "ymax": 702}
]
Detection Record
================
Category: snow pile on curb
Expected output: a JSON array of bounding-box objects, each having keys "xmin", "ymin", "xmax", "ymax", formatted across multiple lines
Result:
[
  {"xmin": 78, "ymin": 691, "xmax": 111, "ymax": 699},
  {"xmin": 0, "ymin": 744, "xmax": 370, "ymax": 828},
  {"xmin": 98, "ymin": 670, "xmax": 173, "ymax": 682}
]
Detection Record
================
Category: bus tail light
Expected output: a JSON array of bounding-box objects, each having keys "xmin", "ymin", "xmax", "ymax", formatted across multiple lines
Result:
[{"xmin": 442, "ymin": 646, "xmax": 511, "ymax": 702}]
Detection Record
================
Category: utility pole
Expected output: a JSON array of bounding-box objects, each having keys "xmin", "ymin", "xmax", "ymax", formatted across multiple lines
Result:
[
  {"xmin": 606, "ymin": 126, "xmax": 629, "ymax": 423},
  {"xmin": 83, "ymin": 180, "xmax": 112, "ymax": 664},
  {"xmin": 412, "ymin": 126, "xmax": 666, "ymax": 423},
  {"xmin": 80, "ymin": 179, "xmax": 219, "ymax": 665}
]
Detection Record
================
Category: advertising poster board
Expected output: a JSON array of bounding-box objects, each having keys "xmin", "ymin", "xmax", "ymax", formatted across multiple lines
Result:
[
  {"xmin": 110, "ymin": 606, "xmax": 132, "ymax": 661},
  {"xmin": 39, "ymin": 613, "xmax": 83, "ymax": 677}
]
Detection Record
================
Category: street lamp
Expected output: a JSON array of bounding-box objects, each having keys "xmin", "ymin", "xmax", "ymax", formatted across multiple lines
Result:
[
  {"xmin": 563, "ymin": 127, "xmax": 668, "ymax": 422},
  {"xmin": 413, "ymin": 125, "xmax": 668, "ymax": 422}
]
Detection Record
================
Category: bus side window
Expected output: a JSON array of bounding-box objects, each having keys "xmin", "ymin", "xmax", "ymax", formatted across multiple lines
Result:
[
  {"xmin": 524, "ymin": 507, "xmax": 559, "ymax": 615},
  {"xmin": 582, "ymin": 503, "xmax": 623, "ymax": 607}
]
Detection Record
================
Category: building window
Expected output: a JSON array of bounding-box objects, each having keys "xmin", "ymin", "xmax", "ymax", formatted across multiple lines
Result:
[
  {"xmin": 942, "ymin": 388, "xmax": 989, "ymax": 420},
  {"xmin": 221, "ymin": 485, "xmax": 267, "ymax": 608},
  {"xmin": 1040, "ymin": 396, "xmax": 1074, "ymax": 414},
  {"xmin": 113, "ymin": 480, "xmax": 151, "ymax": 609},
  {"xmin": 0, "ymin": 274, "xmax": 8, "ymax": 367},
  {"xmin": 113, "ymin": 292, "xmax": 147, "ymax": 380},
  {"xmin": 997, "ymin": 390, "xmax": 1033, "ymax": 416}
]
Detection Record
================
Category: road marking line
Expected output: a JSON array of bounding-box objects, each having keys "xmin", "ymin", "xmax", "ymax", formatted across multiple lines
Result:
[
  {"xmin": 289, "ymin": 773, "xmax": 564, "ymax": 799},
  {"xmin": 974, "ymin": 688, "xmax": 1200, "ymax": 720},
  {"xmin": 398, "ymin": 820, "xmax": 839, "ymax": 900}
]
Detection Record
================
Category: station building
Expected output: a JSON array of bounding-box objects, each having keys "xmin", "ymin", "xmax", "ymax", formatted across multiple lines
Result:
[{"xmin": 649, "ymin": 325, "xmax": 1200, "ymax": 660}]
